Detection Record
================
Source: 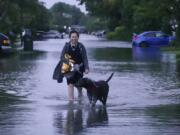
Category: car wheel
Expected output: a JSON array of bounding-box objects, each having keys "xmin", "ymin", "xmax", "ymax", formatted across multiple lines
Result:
[
  {"xmin": 139, "ymin": 42, "xmax": 149, "ymax": 47},
  {"xmin": 132, "ymin": 42, "xmax": 136, "ymax": 46}
]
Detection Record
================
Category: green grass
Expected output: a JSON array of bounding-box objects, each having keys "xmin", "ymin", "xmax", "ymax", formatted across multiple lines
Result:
[
  {"xmin": 161, "ymin": 45, "xmax": 180, "ymax": 62},
  {"xmin": 161, "ymin": 46, "xmax": 180, "ymax": 55}
]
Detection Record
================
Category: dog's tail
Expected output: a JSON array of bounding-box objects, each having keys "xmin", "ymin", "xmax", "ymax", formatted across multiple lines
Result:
[{"xmin": 106, "ymin": 73, "xmax": 114, "ymax": 83}]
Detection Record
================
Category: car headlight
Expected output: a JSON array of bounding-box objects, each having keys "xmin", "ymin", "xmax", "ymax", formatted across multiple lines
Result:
[{"xmin": 3, "ymin": 39, "xmax": 9, "ymax": 45}]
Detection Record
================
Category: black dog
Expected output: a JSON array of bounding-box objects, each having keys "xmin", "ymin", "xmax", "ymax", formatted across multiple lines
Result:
[{"xmin": 76, "ymin": 73, "xmax": 114, "ymax": 106}]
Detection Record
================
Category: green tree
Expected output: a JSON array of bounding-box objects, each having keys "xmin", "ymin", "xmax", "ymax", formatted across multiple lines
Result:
[
  {"xmin": 50, "ymin": 2, "xmax": 86, "ymax": 31},
  {"xmin": 85, "ymin": 16, "xmax": 107, "ymax": 32},
  {"xmin": 78, "ymin": 0, "xmax": 180, "ymax": 41},
  {"xmin": 0, "ymin": 0, "xmax": 50, "ymax": 35}
]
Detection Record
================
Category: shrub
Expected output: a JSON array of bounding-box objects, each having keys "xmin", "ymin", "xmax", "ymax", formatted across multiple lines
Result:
[{"xmin": 107, "ymin": 26, "xmax": 131, "ymax": 41}]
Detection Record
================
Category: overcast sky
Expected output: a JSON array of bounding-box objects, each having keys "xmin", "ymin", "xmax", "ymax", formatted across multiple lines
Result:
[{"xmin": 40, "ymin": 0, "xmax": 86, "ymax": 13}]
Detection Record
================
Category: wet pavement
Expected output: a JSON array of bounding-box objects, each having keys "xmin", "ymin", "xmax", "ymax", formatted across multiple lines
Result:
[{"xmin": 0, "ymin": 34, "xmax": 180, "ymax": 135}]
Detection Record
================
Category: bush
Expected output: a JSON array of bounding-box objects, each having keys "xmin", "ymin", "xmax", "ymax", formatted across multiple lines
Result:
[{"xmin": 107, "ymin": 26, "xmax": 131, "ymax": 41}]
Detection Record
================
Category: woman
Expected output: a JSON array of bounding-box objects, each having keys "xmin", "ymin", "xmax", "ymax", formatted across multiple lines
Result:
[{"xmin": 60, "ymin": 30, "xmax": 89, "ymax": 101}]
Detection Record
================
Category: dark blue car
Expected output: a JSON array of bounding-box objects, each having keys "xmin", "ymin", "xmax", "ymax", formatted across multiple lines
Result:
[
  {"xmin": 0, "ymin": 33, "xmax": 10, "ymax": 50},
  {"xmin": 132, "ymin": 31, "xmax": 175, "ymax": 47}
]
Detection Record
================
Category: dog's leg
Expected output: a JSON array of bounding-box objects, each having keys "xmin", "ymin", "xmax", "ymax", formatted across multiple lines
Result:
[
  {"xmin": 102, "ymin": 93, "xmax": 108, "ymax": 106},
  {"xmin": 87, "ymin": 92, "xmax": 93, "ymax": 104},
  {"xmin": 102, "ymin": 98, "xmax": 107, "ymax": 106},
  {"xmin": 87, "ymin": 94, "xmax": 97, "ymax": 107},
  {"xmin": 77, "ymin": 87, "xmax": 83, "ymax": 99},
  {"xmin": 91, "ymin": 96, "xmax": 98, "ymax": 107},
  {"xmin": 102, "ymin": 89, "xmax": 109, "ymax": 106},
  {"xmin": 99, "ymin": 98, "xmax": 106, "ymax": 106}
]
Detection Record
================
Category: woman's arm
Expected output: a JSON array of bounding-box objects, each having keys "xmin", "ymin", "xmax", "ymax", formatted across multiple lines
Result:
[
  {"xmin": 81, "ymin": 44, "xmax": 89, "ymax": 73},
  {"xmin": 60, "ymin": 42, "xmax": 68, "ymax": 60}
]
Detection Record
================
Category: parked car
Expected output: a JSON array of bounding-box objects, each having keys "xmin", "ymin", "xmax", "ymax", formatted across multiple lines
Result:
[
  {"xmin": 0, "ymin": 33, "xmax": 10, "ymax": 50},
  {"xmin": 95, "ymin": 30, "xmax": 107, "ymax": 38},
  {"xmin": 132, "ymin": 31, "xmax": 175, "ymax": 47},
  {"xmin": 35, "ymin": 31, "xmax": 46, "ymax": 40},
  {"xmin": 42, "ymin": 30, "xmax": 64, "ymax": 39}
]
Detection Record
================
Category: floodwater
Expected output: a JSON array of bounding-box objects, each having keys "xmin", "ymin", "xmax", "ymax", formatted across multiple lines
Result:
[{"xmin": 0, "ymin": 34, "xmax": 180, "ymax": 135}]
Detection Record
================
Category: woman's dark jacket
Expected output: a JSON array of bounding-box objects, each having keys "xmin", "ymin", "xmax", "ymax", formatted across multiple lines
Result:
[{"xmin": 53, "ymin": 42, "xmax": 89, "ymax": 83}]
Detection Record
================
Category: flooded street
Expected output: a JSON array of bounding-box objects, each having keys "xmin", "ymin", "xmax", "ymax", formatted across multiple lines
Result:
[{"xmin": 0, "ymin": 34, "xmax": 180, "ymax": 135}]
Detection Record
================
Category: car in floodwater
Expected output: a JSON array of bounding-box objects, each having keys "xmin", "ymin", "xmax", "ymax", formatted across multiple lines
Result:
[
  {"xmin": 0, "ymin": 33, "xmax": 10, "ymax": 50},
  {"xmin": 132, "ymin": 31, "xmax": 175, "ymax": 47}
]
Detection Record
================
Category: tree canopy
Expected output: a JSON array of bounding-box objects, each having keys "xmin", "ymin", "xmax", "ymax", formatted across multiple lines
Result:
[
  {"xmin": 0, "ymin": 0, "xmax": 50, "ymax": 34},
  {"xmin": 1, "ymin": 0, "xmax": 180, "ymax": 42},
  {"xmin": 49, "ymin": 2, "xmax": 87, "ymax": 32},
  {"xmin": 78, "ymin": 0, "xmax": 180, "ymax": 41}
]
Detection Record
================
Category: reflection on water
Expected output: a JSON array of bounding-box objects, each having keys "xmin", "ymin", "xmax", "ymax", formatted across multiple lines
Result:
[
  {"xmin": 86, "ymin": 107, "xmax": 108, "ymax": 127},
  {"xmin": 0, "ymin": 51, "xmax": 46, "ymax": 99},
  {"xmin": 176, "ymin": 61, "xmax": 180, "ymax": 78},
  {"xmin": 146, "ymin": 104, "xmax": 180, "ymax": 122},
  {"xmin": 132, "ymin": 47, "xmax": 161, "ymax": 62},
  {"xmin": 0, "ymin": 91, "xmax": 22, "ymax": 106},
  {"xmin": 0, "ymin": 37, "xmax": 180, "ymax": 135},
  {"xmin": 54, "ymin": 105, "xmax": 84, "ymax": 135},
  {"xmin": 53, "ymin": 104, "xmax": 108, "ymax": 135},
  {"xmin": 64, "ymin": 105, "xmax": 83, "ymax": 135},
  {"xmin": 145, "ymin": 104, "xmax": 180, "ymax": 134},
  {"xmin": 91, "ymin": 47, "xmax": 132, "ymax": 61}
]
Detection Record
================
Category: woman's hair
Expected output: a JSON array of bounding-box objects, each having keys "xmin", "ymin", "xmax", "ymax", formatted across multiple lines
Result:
[{"xmin": 69, "ymin": 30, "xmax": 79, "ymax": 38}]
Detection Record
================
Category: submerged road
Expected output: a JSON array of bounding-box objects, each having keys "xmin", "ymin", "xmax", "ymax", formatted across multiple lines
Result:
[{"xmin": 0, "ymin": 34, "xmax": 180, "ymax": 135}]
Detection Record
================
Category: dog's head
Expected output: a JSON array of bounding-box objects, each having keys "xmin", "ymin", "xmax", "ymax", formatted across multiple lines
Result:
[{"xmin": 75, "ymin": 77, "xmax": 93, "ymax": 88}]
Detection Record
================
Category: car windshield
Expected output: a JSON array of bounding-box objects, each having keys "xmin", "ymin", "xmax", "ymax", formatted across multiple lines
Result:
[
  {"xmin": 0, "ymin": 33, "xmax": 8, "ymax": 38},
  {"xmin": 143, "ymin": 32, "xmax": 156, "ymax": 37},
  {"xmin": 155, "ymin": 32, "xmax": 166, "ymax": 37},
  {"xmin": 0, "ymin": 33, "xmax": 5, "ymax": 37}
]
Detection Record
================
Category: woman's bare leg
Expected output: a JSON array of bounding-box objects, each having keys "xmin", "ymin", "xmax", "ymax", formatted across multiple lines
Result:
[
  {"xmin": 68, "ymin": 84, "xmax": 74, "ymax": 101},
  {"xmin": 77, "ymin": 87, "xmax": 83, "ymax": 99}
]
